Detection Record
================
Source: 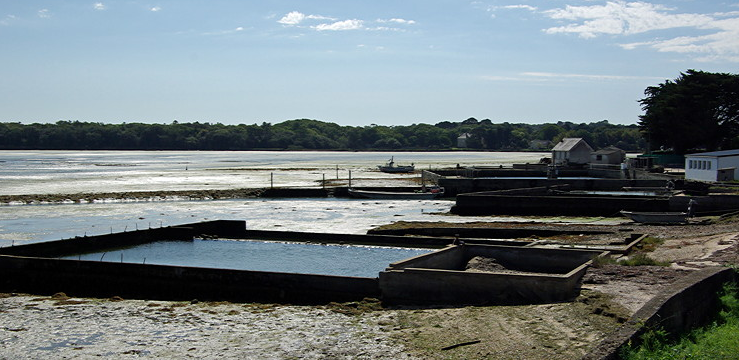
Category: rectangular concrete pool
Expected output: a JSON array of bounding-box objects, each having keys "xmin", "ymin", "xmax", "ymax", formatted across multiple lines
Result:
[{"xmin": 63, "ymin": 239, "xmax": 433, "ymax": 278}]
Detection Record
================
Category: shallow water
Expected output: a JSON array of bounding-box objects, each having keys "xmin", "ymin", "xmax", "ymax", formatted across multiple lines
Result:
[
  {"xmin": 0, "ymin": 198, "xmax": 457, "ymax": 245},
  {"xmin": 63, "ymin": 239, "xmax": 432, "ymax": 278},
  {"xmin": 0, "ymin": 150, "xmax": 547, "ymax": 195},
  {"xmin": 0, "ymin": 150, "xmax": 624, "ymax": 249}
]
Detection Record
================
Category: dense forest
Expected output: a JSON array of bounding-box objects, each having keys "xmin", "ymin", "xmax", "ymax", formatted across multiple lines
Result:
[{"xmin": 0, "ymin": 118, "xmax": 646, "ymax": 151}]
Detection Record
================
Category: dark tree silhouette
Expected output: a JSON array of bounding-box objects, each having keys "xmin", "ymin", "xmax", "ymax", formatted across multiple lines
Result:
[{"xmin": 639, "ymin": 70, "xmax": 739, "ymax": 154}]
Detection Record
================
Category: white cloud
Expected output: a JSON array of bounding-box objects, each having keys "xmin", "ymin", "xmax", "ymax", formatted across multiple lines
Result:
[
  {"xmin": 543, "ymin": 1, "xmax": 713, "ymax": 38},
  {"xmin": 278, "ymin": 11, "xmax": 305, "ymax": 25},
  {"xmin": 502, "ymin": 5, "xmax": 538, "ymax": 11},
  {"xmin": 278, "ymin": 11, "xmax": 410, "ymax": 32},
  {"xmin": 38, "ymin": 9, "xmax": 50, "ymax": 18},
  {"xmin": 278, "ymin": 11, "xmax": 336, "ymax": 26},
  {"xmin": 543, "ymin": 1, "xmax": 739, "ymax": 62},
  {"xmin": 150, "ymin": 6, "xmax": 161, "ymax": 12},
  {"xmin": 93, "ymin": 3, "xmax": 106, "ymax": 11},
  {"xmin": 313, "ymin": 19, "xmax": 363, "ymax": 31},
  {"xmin": 378, "ymin": 18, "xmax": 416, "ymax": 25}
]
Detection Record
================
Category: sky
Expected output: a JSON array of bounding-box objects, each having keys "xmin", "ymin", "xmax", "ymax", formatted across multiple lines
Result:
[{"xmin": 1, "ymin": 1, "xmax": 738, "ymax": 127}]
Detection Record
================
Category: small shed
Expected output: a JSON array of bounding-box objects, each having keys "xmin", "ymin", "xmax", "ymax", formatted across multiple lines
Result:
[
  {"xmin": 685, "ymin": 149, "xmax": 739, "ymax": 182},
  {"xmin": 552, "ymin": 138, "xmax": 594, "ymax": 165},
  {"xmin": 591, "ymin": 146, "xmax": 625, "ymax": 165}
]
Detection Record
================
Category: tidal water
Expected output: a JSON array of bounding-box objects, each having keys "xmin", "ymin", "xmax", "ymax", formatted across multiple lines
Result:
[
  {"xmin": 0, "ymin": 150, "xmax": 626, "ymax": 276},
  {"xmin": 0, "ymin": 150, "xmax": 547, "ymax": 195},
  {"xmin": 63, "ymin": 239, "xmax": 431, "ymax": 278}
]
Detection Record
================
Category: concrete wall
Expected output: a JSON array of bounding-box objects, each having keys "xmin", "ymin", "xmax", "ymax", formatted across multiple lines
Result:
[
  {"xmin": 386, "ymin": 246, "xmax": 467, "ymax": 270},
  {"xmin": 0, "ymin": 255, "xmax": 380, "ymax": 304},
  {"xmin": 669, "ymin": 195, "xmax": 739, "ymax": 215},
  {"xmin": 388, "ymin": 245, "xmax": 599, "ymax": 274},
  {"xmin": 583, "ymin": 267, "xmax": 737, "ymax": 360},
  {"xmin": 380, "ymin": 266, "xmax": 588, "ymax": 306},
  {"xmin": 380, "ymin": 245, "xmax": 603, "ymax": 305},
  {"xmin": 437, "ymin": 177, "xmax": 668, "ymax": 197},
  {"xmin": 0, "ymin": 220, "xmax": 246, "ymax": 258},
  {"xmin": 451, "ymin": 194, "xmax": 670, "ymax": 216},
  {"xmin": 367, "ymin": 226, "xmax": 611, "ymax": 240},
  {"xmin": 463, "ymin": 245, "xmax": 598, "ymax": 274}
]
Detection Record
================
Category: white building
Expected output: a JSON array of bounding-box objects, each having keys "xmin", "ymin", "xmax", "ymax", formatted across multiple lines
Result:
[
  {"xmin": 590, "ymin": 146, "xmax": 625, "ymax": 165},
  {"xmin": 685, "ymin": 149, "xmax": 739, "ymax": 182},
  {"xmin": 552, "ymin": 138, "xmax": 594, "ymax": 165}
]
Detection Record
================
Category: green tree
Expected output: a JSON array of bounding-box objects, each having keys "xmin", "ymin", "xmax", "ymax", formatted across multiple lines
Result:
[{"xmin": 639, "ymin": 70, "xmax": 739, "ymax": 154}]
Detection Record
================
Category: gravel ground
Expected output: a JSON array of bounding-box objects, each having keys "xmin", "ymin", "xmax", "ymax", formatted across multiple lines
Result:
[{"xmin": 0, "ymin": 294, "xmax": 414, "ymax": 360}]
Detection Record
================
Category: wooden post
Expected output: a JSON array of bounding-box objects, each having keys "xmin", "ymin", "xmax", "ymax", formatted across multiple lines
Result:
[
  {"xmin": 270, "ymin": 172, "xmax": 274, "ymax": 189},
  {"xmin": 322, "ymin": 174, "xmax": 326, "ymax": 189},
  {"xmin": 348, "ymin": 170, "xmax": 352, "ymax": 188}
]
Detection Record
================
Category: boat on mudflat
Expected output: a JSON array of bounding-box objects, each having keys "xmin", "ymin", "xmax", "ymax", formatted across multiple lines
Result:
[
  {"xmin": 378, "ymin": 157, "xmax": 414, "ymax": 173},
  {"xmin": 348, "ymin": 187, "xmax": 444, "ymax": 200},
  {"xmin": 620, "ymin": 210, "xmax": 688, "ymax": 224}
]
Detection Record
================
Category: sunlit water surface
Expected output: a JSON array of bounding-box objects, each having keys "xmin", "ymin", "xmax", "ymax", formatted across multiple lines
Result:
[
  {"xmin": 63, "ymin": 239, "xmax": 432, "ymax": 278},
  {"xmin": 0, "ymin": 151, "xmax": 623, "ymax": 251}
]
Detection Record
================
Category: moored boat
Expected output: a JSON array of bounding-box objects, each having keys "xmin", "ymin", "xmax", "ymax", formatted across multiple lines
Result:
[
  {"xmin": 378, "ymin": 157, "xmax": 414, "ymax": 173},
  {"xmin": 620, "ymin": 210, "xmax": 688, "ymax": 224}
]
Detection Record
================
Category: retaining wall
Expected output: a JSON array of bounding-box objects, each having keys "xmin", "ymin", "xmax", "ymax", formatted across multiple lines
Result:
[
  {"xmin": 582, "ymin": 267, "xmax": 737, "ymax": 360},
  {"xmin": 669, "ymin": 195, "xmax": 739, "ymax": 214},
  {"xmin": 0, "ymin": 220, "xmax": 245, "ymax": 258},
  {"xmin": 437, "ymin": 178, "xmax": 668, "ymax": 197},
  {"xmin": 368, "ymin": 226, "xmax": 600, "ymax": 241},
  {"xmin": 451, "ymin": 193, "xmax": 670, "ymax": 216},
  {"xmin": 241, "ymin": 229, "xmax": 529, "ymax": 247},
  {"xmin": 0, "ymin": 255, "xmax": 380, "ymax": 304}
]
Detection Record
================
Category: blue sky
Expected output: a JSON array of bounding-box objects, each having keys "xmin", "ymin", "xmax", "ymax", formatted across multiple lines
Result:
[{"xmin": 1, "ymin": 1, "xmax": 738, "ymax": 126}]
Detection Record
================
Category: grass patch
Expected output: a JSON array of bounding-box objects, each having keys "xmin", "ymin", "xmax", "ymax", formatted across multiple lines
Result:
[
  {"xmin": 635, "ymin": 236, "xmax": 663, "ymax": 252},
  {"xmin": 618, "ymin": 253, "xmax": 670, "ymax": 267},
  {"xmin": 621, "ymin": 282, "xmax": 739, "ymax": 359},
  {"xmin": 591, "ymin": 253, "xmax": 670, "ymax": 267},
  {"xmin": 326, "ymin": 297, "xmax": 383, "ymax": 315},
  {"xmin": 591, "ymin": 255, "xmax": 618, "ymax": 268}
]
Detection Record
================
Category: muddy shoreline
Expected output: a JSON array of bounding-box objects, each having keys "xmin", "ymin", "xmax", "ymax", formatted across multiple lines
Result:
[{"xmin": 0, "ymin": 188, "xmax": 269, "ymax": 204}]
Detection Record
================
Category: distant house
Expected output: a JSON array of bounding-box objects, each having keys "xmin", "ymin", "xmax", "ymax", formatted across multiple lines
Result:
[
  {"xmin": 685, "ymin": 149, "xmax": 739, "ymax": 182},
  {"xmin": 591, "ymin": 146, "xmax": 625, "ymax": 165},
  {"xmin": 457, "ymin": 133, "xmax": 472, "ymax": 148},
  {"xmin": 552, "ymin": 138, "xmax": 594, "ymax": 165}
]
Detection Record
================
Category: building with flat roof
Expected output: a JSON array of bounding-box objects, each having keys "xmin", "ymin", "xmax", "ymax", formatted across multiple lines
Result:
[{"xmin": 685, "ymin": 149, "xmax": 739, "ymax": 182}]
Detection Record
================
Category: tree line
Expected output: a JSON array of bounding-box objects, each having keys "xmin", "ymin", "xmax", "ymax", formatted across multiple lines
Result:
[
  {"xmin": 2, "ymin": 70, "xmax": 737, "ymax": 154},
  {"xmin": 0, "ymin": 118, "xmax": 646, "ymax": 151}
]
